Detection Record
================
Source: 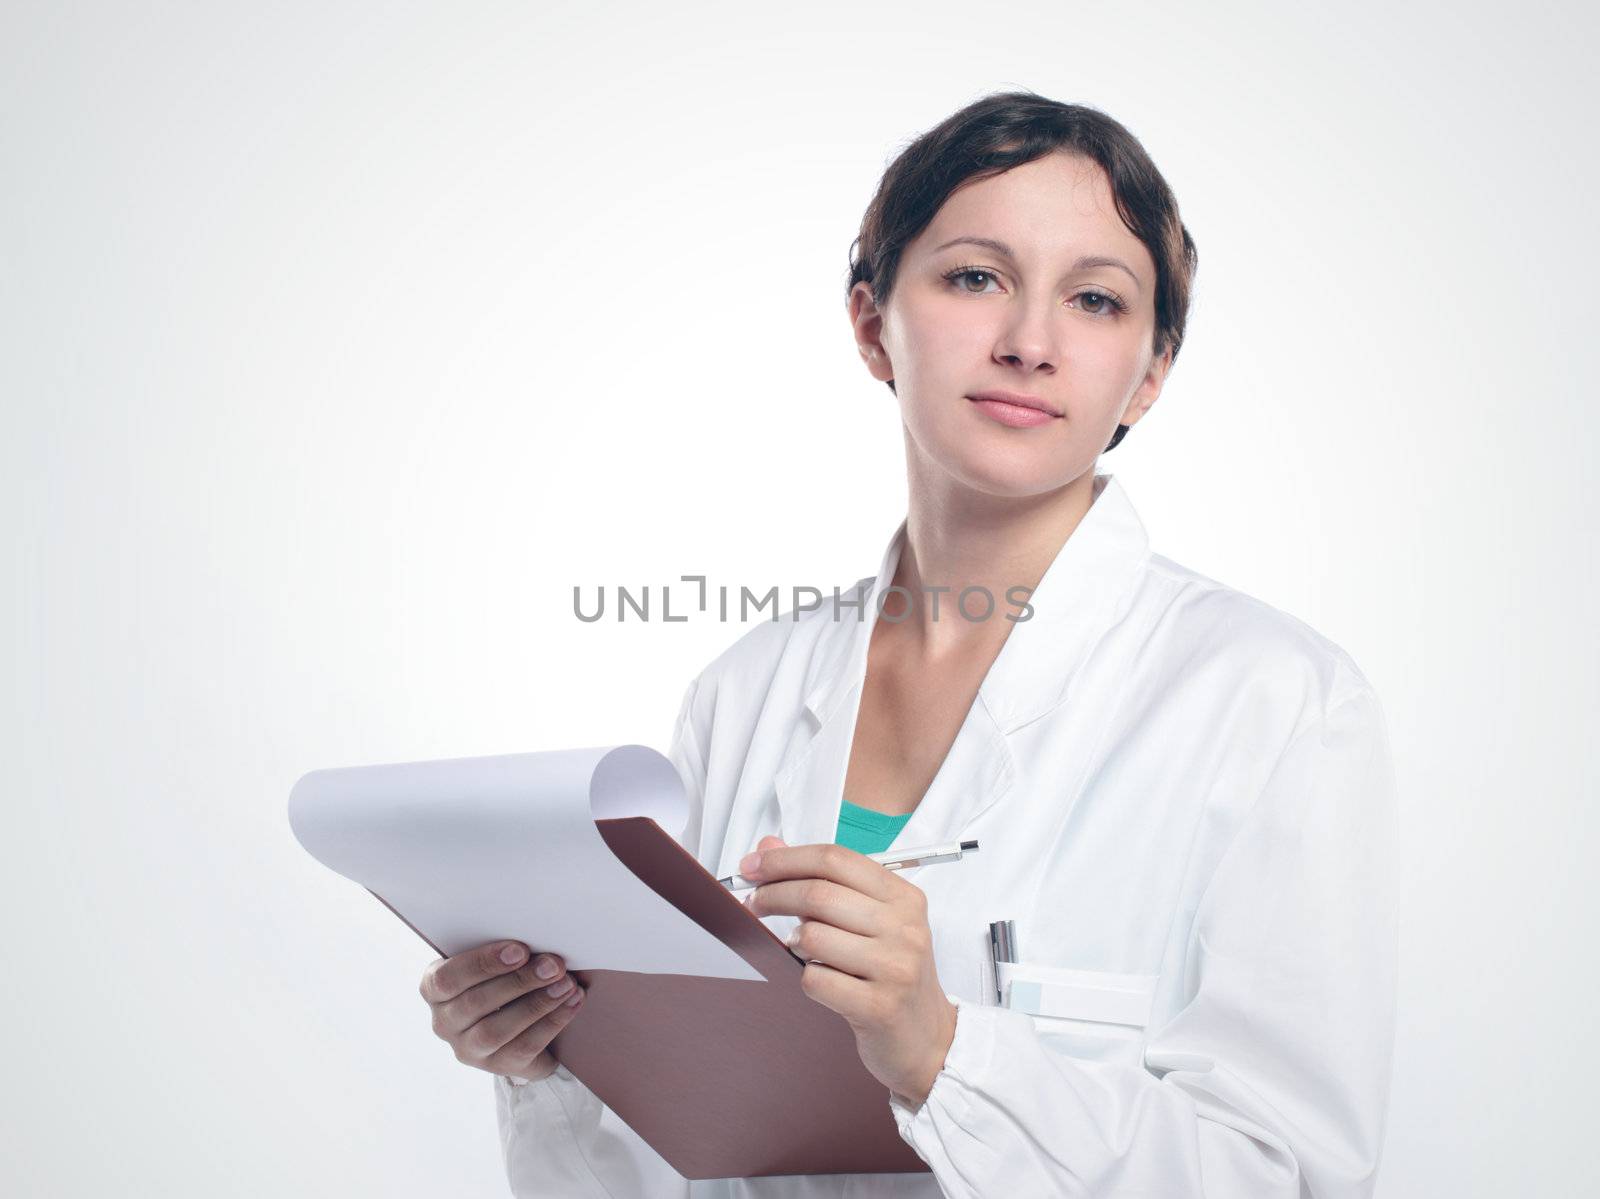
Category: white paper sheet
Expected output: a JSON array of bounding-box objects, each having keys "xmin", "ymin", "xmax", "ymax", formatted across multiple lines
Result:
[{"xmin": 288, "ymin": 744, "xmax": 761, "ymax": 981}]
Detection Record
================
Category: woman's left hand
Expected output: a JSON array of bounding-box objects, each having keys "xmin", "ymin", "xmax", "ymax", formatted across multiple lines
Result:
[{"xmin": 740, "ymin": 835, "xmax": 957, "ymax": 1108}]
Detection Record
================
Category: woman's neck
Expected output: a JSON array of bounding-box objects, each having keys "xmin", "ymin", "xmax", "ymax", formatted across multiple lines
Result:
[{"xmin": 891, "ymin": 462, "xmax": 1099, "ymax": 663}]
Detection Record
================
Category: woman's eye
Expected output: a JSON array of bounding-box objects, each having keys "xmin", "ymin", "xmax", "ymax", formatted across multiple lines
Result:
[
  {"xmin": 1075, "ymin": 290, "xmax": 1124, "ymax": 317},
  {"xmin": 945, "ymin": 268, "xmax": 1000, "ymax": 294}
]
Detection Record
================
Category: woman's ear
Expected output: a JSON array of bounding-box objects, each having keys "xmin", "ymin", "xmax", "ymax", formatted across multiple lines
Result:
[
  {"xmin": 1120, "ymin": 343, "xmax": 1174, "ymax": 429},
  {"xmin": 848, "ymin": 282, "xmax": 894, "ymax": 385}
]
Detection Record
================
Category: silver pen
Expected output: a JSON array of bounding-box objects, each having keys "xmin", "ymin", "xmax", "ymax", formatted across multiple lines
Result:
[
  {"xmin": 718, "ymin": 839, "xmax": 979, "ymax": 893},
  {"xmin": 989, "ymin": 918, "xmax": 1017, "ymax": 1004}
]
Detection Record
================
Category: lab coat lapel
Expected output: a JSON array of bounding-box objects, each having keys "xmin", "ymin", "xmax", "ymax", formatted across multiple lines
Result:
[{"xmin": 889, "ymin": 689, "xmax": 1016, "ymax": 854}]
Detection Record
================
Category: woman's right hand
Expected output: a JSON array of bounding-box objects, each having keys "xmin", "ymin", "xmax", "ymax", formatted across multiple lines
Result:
[{"xmin": 419, "ymin": 941, "xmax": 586, "ymax": 1081}]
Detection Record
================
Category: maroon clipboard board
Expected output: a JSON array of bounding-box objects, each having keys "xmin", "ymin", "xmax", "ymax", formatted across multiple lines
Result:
[{"xmin": 372, "ymin": 815, "xmax": 928, "ymax": 1180}]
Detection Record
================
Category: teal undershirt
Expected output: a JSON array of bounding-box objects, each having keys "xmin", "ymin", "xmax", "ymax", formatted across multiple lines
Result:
[{"xmin": 834, "ymin": 799, "xmax": 913, "ymax": 855}]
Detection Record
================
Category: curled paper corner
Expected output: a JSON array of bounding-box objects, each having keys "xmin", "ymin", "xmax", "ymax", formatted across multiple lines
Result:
[{"xmin": 589, "ymin": 743, "xmax": 688, "ymax": 840}]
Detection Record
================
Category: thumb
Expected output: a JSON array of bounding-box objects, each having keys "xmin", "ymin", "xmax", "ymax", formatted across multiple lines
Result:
[{"xmin": 757, "ymin": 835, "xmax": 788, "ymax": 851}]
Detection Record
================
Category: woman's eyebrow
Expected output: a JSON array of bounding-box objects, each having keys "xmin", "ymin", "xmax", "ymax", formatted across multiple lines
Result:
[{"xmin": 931, "ymin": 235, "xmax": 1141, "ymax": 291}]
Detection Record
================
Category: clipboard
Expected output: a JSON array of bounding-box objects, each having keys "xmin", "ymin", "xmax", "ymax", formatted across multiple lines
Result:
[{"xmin": 377, "ymin": 815, "xmax": 928, "ymax": 1180}]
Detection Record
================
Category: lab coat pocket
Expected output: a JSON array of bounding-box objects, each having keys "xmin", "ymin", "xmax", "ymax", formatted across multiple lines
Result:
[{"xmin": 997, "ymin": 962, "xmax": 1157, "ymax": 1060}]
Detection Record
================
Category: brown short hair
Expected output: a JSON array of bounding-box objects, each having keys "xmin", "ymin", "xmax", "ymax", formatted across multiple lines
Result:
[{"xmin": 847, "ymin": 90, "xmax": 1199, "ymax": 451}]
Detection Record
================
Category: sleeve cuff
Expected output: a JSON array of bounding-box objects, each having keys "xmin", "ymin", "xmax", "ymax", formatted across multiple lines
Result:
[
  {"xmin": 889, "ymin": 996, "xmax": 993, "ymax": 1139},
  {"xmin": 501, "ymin": 1061, "xmax": 574, "ymax": 1090}
]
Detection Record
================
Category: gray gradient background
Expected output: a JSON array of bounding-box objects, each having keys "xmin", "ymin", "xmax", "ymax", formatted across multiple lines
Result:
[{"xmin": 5, "ymin": 2, "xmax": 1594, "ymax": 1195}]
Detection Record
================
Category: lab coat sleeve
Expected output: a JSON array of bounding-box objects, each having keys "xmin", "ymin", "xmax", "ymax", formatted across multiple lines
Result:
[
  {"xmin": 493, "ymin": 677, "xmax": 707, "ymax": 1197},
  {"xmin": 889, "ymin": 685, "xmax": 1399, "ymax": 1198}
]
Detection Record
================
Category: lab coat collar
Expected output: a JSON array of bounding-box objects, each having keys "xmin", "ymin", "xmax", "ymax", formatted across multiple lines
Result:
[{"xmin": 772, "ymin": 473, "xmax": 1150, "ymax": 851}]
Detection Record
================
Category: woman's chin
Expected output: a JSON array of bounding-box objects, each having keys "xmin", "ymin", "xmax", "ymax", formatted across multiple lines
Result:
[
  {"xmin": 905, "ymin": 417, "xmax": 1093, "ymax": 499},
  {"xmin": 937, "ymin": 450, "xmax": 1086, "ymax": 500}
]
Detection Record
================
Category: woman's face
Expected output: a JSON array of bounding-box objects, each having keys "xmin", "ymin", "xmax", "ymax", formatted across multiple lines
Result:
[{"xmin": 850, "ymin": 151, "xmax": 1172, "ymax": 500}]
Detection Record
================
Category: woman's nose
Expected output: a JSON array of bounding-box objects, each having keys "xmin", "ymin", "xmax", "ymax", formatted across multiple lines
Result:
[{"xmin": 992, "ymin": 311, "xmax": 1060, "ymax": 374}]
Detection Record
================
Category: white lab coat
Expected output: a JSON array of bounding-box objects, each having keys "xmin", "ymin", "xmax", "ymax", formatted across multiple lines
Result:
[{"xmin": 495, "ymin": 472, "xmax": 1398, "ymax": 1198}]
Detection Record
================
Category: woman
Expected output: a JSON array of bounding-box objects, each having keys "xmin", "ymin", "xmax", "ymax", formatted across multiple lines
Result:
[{"xmin": 420, "ymin": 90, "xmax": 1398, "ymax": 1197}]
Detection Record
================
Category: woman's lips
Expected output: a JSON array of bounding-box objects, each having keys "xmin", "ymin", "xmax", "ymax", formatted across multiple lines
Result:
[{"xmin": 968, "ymin": 397, "xmax": 1059, "ymax": 428}]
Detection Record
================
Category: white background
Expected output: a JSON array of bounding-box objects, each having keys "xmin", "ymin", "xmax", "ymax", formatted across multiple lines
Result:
[{"xmin": 5, "ymin": 1, "xmax": 1595, "ymax": 1195}]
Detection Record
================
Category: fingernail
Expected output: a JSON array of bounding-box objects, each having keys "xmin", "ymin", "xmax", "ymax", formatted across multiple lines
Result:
[
  {"xmin": 546, "ymin": 978, "xmax": 574, "ymax": 998},
  {"xmin": 501, "ymin": 944, "xmax": 527, "ymax": 965},
  {"xmin": 563, "ymin": 987, "xmax": 584, "ymax": 1007},
  {"xmin": 534, "ymin": 955, "xmax": 559, "ymax": 979},
  {"xmin": 739, "ymin": 851, "xmax": 763, "ymax": 875}
]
